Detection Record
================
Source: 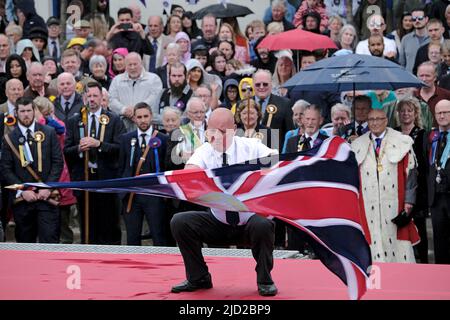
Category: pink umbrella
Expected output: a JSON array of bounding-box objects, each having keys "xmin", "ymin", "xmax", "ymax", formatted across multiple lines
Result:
[{"xmin": 257, "ymin": 29, "xmax": 338, "ymax": 52}]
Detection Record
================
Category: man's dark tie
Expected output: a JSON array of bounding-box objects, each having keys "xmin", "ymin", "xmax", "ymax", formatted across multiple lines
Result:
[
  {"xmin": 302, "ymin": 136, "xmax": 312, "ymax": 151},
  {"xmin": 149, "ymin": 39, "xmax": 158, "ymax": 73},
  {"xmin": 64, "ymin": 101, "xmax": 70, "ymax": 117},
  {"xmin": 140, "ymin": 133, "xmax": 147, "ymax": 153},
  {"xmin": 26, "ymin": 128, "xmax": 33, "ymax": 146},
  {"xmin": 375, "ymin": 138, "xmax": 382, "ymax": 157},
  {"xmin": 51, "ymin": 40, "xmax": 58, "ymax": 59},
  {"xmin": 356, "ymin": 124, "xmax": 363, "ymax": 136},
  {"xmin": 89, "ymin": 114, "xmax": 98, "ymax": 163},
  {"xmin": 222, "ymin": 152, "xmax": 240, "ymax": 226},
  {"xmin": 437, "ymin": 131, "xmax": 448, "ymax": 162},
  {"xmin": 259, "ymin": 98, "xmax": 267, "ymax": 115}
]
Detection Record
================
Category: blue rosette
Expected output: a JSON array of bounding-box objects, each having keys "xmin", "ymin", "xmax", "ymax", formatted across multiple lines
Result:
[{"xmin": 149, "ymin": 137, "xmax": 162, "ymax": 173}]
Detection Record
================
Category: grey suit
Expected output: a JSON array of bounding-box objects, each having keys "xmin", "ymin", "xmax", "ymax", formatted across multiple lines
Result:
[
  {"xmin": 0, "ymin": 102, "xmax": 8, "ymax": 114},
  {"xmin": 53, "ymin": 94, "xmax": 84, "ymax": 125}
]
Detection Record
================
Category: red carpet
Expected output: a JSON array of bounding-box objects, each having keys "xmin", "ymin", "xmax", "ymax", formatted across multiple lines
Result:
[{"xmin": 1, "ymin": 250, "xmax": 449, "ymax": 300}]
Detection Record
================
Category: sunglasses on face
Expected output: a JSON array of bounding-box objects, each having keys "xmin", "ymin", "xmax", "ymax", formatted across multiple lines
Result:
[
  {"xmin": 254, "ymin": 82, "xmax": 269, "ymax": 88},
  {"xmin": 241, "ymin": 87, "xmax": 253, "ymax": 92},
  {"xmin": 369, "ymin": 22, "xmax": 385, "ymax": 28},
  {"xmin": 412, "ymin": 16, "xmax": 425, "ymax": 22}
]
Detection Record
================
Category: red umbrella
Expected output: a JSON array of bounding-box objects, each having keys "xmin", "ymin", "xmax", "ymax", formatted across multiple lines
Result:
[{"xmin": 257, "ymin": 29, "xmax": 338, "ymax": 52}]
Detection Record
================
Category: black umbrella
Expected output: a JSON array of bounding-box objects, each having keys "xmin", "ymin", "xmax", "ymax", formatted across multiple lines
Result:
[{"xmin": 193, "ymin": 3, "xmax": 253, "ymax": 20}]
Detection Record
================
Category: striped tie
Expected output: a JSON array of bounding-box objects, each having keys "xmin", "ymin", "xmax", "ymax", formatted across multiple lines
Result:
[{"xmin": 375, "ymin": 138, "xmax": 382, "ymax": 157}]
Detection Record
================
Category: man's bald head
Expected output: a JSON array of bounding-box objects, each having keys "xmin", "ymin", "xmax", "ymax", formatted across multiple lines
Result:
[
  {"xmin": 435, "ymin": 99, "xmax": 450, "ymax": 110},
  {"xmin": 5, "ymin": 78, "xmax": 24, "ymax": 103},
  {"xmin": 208, "ymin": 108, "xmax": 235, "ymax": 129},
  {"xmin": 435, "ymin": 99, "xmax": 450, "ymax": 129},
  {"xmin": 57, "ymin": 72, "xmax": 76, "ymax": 98},
  {"xmin": 125, "ymin": 52, "xmax": 143, "ymax": 79},
  {"xmin": 368, "ymin": 14, "xmax": 386, "ymax": 36},
  {"xmin": 207, "ymin": 108, "xmax": 236, "ymax": 152}
]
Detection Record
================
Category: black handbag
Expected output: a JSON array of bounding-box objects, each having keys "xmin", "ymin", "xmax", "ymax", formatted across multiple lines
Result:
[{"xmin": 391, "ymin": 210, "xmax": 413, "ymax": 228}]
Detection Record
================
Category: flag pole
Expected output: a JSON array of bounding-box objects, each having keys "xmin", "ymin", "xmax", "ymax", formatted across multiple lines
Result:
[{"xmin": 247, "ymin": 96, "xmax": 250, "ymax": 130}]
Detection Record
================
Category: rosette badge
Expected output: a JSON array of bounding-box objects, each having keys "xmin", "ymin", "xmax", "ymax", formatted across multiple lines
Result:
[
  {"xmin": 4, "ymin": 114, "xmax": 16, "ymax": 126},
  {"xmin": 150, "ymin": 137, "xmax": 162, "ymax": 149},
  {"xmin": 431, "ymin": 130, "xmax": 440, "ymax": 143},
  {"xmin": 75, "ymin": 82, "xmax": 84, "ymax": 93},
  {"xmin": 34, "ymin": 131, "xmax": 45, "ymax": 143},
  {"xmin": 99, "ymin": 114, "xmax": 110, "ymax": 125},
  {"xmin": 175, "ymin": 101, "xmax": 185, "ymax": 111}
]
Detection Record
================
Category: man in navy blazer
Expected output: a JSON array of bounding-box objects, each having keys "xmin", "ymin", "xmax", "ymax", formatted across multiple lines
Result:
[
  {"xmin": 284, "ymin": 104, "xmax": 328, "ymax": 254},
  {"xmin": 118, "ymin": 102, "xmax": 170, "ymax": 246},
  {"xmin": 53, "ymin": 73, "xmax": 84, "ymax": 125},
  {"xmin": 0, "ymin": 97, "xmax": 63, "ymax": 243},
  {"xmin": 64, "ymin": 81, "xmax": 126, "ymax": 245}
]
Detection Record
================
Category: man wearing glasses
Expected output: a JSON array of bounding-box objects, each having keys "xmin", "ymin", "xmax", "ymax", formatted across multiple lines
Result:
[
  {"xmin": 170, "ymin": 108, "xmax": 279, "ymax": 296},
  {"xmin": 399, "ymin": 8, "xmax": 429, "ymax": 73},
  {"xmin": 166, "ymin": 97, "xmax": 207, "ymax": 170},
  {"xmin": 252, "ymin": 69, "xmax": 294, "ymax": 151},
  {"xmin": 424, "ymin": 99, "xmax": 450, "ymax": 263},
  {"xmin": 351, "ymin": 109, "xmax": 418, "ymax": 263},
  {"xmin": 356, "ymin": 14, "xmax": 397, "ymax": 59}
]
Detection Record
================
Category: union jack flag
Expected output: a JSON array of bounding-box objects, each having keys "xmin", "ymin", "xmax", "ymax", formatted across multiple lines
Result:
[{"xmin": 25, "ymin": 136, "xmax": 372, "ymax": 300}]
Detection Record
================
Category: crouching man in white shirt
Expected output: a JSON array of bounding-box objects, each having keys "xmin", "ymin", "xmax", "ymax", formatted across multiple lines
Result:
[{"xmin": 170, "ymin": 108, "xmax": 279, "ymax": 296}]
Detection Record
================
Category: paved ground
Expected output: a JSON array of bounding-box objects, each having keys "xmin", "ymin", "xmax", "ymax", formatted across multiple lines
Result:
[{"xmin": 3, "ymin": 206, "xmax": 436, "ymax": 263}]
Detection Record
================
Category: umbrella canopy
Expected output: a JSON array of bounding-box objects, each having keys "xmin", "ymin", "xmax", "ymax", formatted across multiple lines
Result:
[
  {"xmin": 193, "ymin": 3, "xmax": 253, "ymax": 20},
  {"xmin": 283, "ymin": 54, "xmax": 425, "ymax": 92},
  {"xmin": 257, "ymin": 29, "xmax": 338, "ymax": 52}
]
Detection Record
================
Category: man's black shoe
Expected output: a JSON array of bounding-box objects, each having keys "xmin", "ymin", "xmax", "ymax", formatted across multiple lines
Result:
[
  {"xmin": 171, "ymin": 274, "xmax": 213, "ymax": 293},
  {"xmin": 258, "ymin": 283, "xmax": 278, "ymax": 296}
]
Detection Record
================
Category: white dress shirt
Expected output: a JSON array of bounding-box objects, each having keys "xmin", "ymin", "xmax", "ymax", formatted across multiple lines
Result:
[
  {"xmin": 18, "ymin": 121, "xmax": 36, "ymax": 163},
  {"xmin": 87, "ymin": 109, "xmax": 102, "ymax": 169},
  {"xmin": 137, "ymin": 126, "xmax": 153, "ymax": 147},
  {"xmin": 60, "ymin": 93, "xmax": 76, "ymax": 111},
  {"xmin": 187, "ymin": 135, "xmax": 278, "ymax": 225},
  {"xmin": 304, "ymin": 130, "xmax": 320, "ymax": 149},
  {"xmin": 16, "ymin": 121, "xmax": 36, "ymax": 198},
  {"xmin": 7, "ymin": 100, "xmax": 15, "ymax": 114}
]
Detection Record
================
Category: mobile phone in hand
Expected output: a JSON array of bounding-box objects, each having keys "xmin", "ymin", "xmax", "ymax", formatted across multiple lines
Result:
[{"xmin": 120, "ymin": 23, "xmax": 133, "ymax": 30}]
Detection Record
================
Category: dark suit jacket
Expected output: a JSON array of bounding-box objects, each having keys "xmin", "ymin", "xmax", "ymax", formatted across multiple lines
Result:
[
  {"xmin": 0, "ymin": 122, "xmax": 63, "ymax": 185},
  {"xmin": 109, "ymin": 31, "xmax": 154, "ymax": 57},
  {"xmin": 423, "ymin": 129, "xmax": 450, "ymax": 207},
  {"xmin": 259, "ymin": 94, "xmax": 294, "ymax": 151},
  {"xmin": 285, "ymin": 132, "xmax": 329, "ymax": 154},
  {"xmin": 338, "ymin": 122, "xmax": 370, "ymax": 140},
  {"xmin": 64, "ymin": 109, "xmax": 126, "ymax": 181},
  {"xmin": 119, "ymin": 129, "xmax": 168, "ymax": 178},
  {"xmin": 413, "ymin": 43, "xmax": 430, "ymax": 76},
  {"xmin": 288, "ymin": 89, "xmax": 341, "ymax": 124},
  {"xmin": 158, "ymin": 87, "xmax": 193, "ymax": 113},
  {"xmin": 53, "ymin": 93, "xmax": 84, "ymax": 125}
]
